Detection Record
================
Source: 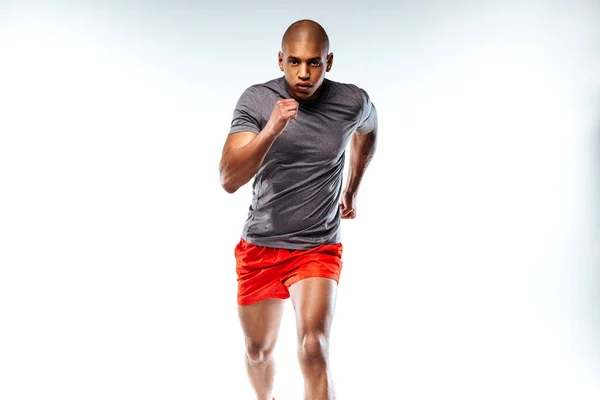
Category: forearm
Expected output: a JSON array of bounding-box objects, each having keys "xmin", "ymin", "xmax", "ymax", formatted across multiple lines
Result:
[
  {"xmin": 344, "ymin": 130, "xmax": 377, "ymax": 194},
  {"xmin": 220, "ymin": 128, "xmax": 279, "ymax": 193}
]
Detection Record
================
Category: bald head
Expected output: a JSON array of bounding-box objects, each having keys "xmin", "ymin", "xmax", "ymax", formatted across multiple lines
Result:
[
  {"xmin": 278, "ymin": 20, "xmax": 333, "ymax": 101},
  {"xmin": 281, "ymin": 19, "xmax": 329, "ymax": 54}
]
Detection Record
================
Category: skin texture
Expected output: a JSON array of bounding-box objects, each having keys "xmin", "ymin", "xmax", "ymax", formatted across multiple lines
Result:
[
  {"xmin": 289, "ymin": 277, "xmax": 338, "ymax": 400},
  {"xmin": 278, "ymin": 20, "xmax": 333, "ymax": 102},
  {"xmin": 236, "ymin": 278, "xmax": 338, "ymax": 400},
  {"xmin": 340, "ymin": 129, "xmax": 378, "ymax": 219},
  {"xmin": 220, "ymin": 19, "xmax": 378, "ymax": 400},
  {"xmin": 237, "ymin": 299, "xmax": 285, "ymax": 400},
  {"xmin": 219, "ymin": 97, "xmax": 298, "ymax": 194}
]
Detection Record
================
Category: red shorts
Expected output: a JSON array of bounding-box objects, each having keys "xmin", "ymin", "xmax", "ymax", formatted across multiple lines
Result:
[{"xmin": 235, "ymin": 238, "xmax": 343, "ymax": 306}]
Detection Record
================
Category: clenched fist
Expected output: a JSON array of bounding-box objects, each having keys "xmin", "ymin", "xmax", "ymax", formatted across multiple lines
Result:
[
  {"xmin": 265, "ymin": 98, "xmax": 299, "ymax": 137},
  {"xmin": 340, "ymin": 191, "xmax": 357, "ymax": 219}
]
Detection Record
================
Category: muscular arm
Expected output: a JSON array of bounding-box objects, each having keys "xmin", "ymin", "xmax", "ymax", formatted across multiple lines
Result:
[
  {"xmin": 344, "ymin": 129, "xmax": 377, "ymax": 195},
  {"xmin": 220, "ymin": 98, "xmax": 298, "ymax": 194},
  {"xmin": 219, "ymin": 128, "xmax": 278, "ymax": 194}
]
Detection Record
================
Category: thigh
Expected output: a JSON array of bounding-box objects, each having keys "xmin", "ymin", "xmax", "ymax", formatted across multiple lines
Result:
[
  {"xmin": 238, "ymin": 299, "xmax": 286, "ymax": 347},
  {"xmin": 289, "ymin": 277, "xmax": 337, "ymax": 336}
]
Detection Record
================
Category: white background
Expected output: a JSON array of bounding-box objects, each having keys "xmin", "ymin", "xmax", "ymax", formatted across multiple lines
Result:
[{"xmin": 1, "ymin": 1, "xmax": 598, "ymax": 399}]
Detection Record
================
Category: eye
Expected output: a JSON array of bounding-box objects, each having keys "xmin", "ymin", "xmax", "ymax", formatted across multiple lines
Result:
[
  {"xmin": 310, "ymin": 61, "xmax": 322, "ymax": 67},
  {"xmin": 288, "ymin": 60, "xmax": 299, "ymax": 65}
]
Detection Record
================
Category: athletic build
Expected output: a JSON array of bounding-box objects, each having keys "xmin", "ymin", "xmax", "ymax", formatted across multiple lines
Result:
[{"xmin": 219, "ymin": 20, "xmax": 378, "ymax": 400}]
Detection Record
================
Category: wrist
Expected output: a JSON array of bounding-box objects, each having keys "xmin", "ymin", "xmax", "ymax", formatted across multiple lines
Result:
[{"xmin": 262, "ymin": 124, "xmax": 280, "ymax": 138}]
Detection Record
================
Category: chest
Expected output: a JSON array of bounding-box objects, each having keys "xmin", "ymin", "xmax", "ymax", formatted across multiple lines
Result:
[{"xmin": 261, "ymin": 101, "xmax": 360, "ymax": 164}]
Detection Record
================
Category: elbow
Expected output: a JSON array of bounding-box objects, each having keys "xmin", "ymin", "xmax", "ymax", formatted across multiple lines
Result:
[
  {"xmin": 221, "ymin": 178, "xmax": 237, "ymax": 194},
  {"xmin": 219, "ymin": 160, "xmax": 238, "ymax": 194},
  {"xmin": 223, "ymin": 185, "xmax": 238, "ymax": 194},
  {"xmin": 220, "ymin": 175, "xmax": 239, "ymax": 194}
]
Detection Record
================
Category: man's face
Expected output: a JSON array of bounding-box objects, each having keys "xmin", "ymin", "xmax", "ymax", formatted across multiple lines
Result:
[{"xmin": 278, "ymin": 39, "xmax": 333, "ymax": 101}]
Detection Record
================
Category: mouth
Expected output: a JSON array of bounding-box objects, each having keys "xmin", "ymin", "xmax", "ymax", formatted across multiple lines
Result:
[{"xmin": 295, "ymin": 83, "xmax": 312, "ymax": 93}]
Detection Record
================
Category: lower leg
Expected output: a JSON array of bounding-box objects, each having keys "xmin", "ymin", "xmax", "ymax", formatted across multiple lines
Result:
[
  {"xmin": 238, "ymin": 299, "xmax": 285, "ymax": 400},
  {"xmin": 298, "ymin": 332, "xmax": 334, "ymax": 400},
  {"xmin": 289, "ymin": 277, "xmax": 338, "ymax": 400},
  {"xmin": 245, "ymin": 347, "xmax": 276, "ymax": 400}
]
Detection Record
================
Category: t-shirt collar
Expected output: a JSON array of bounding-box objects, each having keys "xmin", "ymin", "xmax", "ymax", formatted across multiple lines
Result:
[{"xmin": 281, "ymin": 76, "xmax": 330, "ymax": 105}]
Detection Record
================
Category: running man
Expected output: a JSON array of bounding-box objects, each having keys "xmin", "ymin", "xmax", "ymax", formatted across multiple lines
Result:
[{"xmin": 219, "ymin": 19, "xmax": 378, "ymax": 400}]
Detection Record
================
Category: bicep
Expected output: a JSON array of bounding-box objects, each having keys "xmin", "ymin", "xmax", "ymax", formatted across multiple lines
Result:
[{"xmin": 221, "ymin": 131, "xmax": 258, "ymax": 157}]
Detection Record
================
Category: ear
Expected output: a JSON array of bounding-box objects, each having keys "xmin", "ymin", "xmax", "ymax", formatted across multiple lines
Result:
[
  {"xmin": 278, "ymin": 51, "xmax": 284, "ymax": 71},
  {"xmin": 326, "ymin": 52, "xmax": 333, "ymax": 72}
]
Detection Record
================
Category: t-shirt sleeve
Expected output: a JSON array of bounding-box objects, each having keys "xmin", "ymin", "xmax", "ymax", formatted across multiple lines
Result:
[
  {"xmin": 229, "ymin": 86, "xmax": 261, "ymax": 134},
  {"xmin": 355, "ymin": 88, "xmax": 378, "ymax": 135}
]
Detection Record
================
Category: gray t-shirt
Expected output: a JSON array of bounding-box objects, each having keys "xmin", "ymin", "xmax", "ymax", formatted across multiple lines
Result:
[{"xmin": 228, "ymin": 76, "xmax": 377, "ymax": 250}]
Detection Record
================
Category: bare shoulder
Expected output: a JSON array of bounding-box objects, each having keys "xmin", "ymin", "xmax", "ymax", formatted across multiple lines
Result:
[{"xmin": 221, "ymin": 131, "xmax": 258, "ymax": 157}]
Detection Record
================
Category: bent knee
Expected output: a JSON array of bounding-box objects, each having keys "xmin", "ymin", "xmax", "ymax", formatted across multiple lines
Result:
[
  {"xmin": 245, "ymin": 339, "xmax": 276, "ymax": 364},
  {"xmin": 298, "ymin": 331, "xmax": 329, "ymax": 362}
]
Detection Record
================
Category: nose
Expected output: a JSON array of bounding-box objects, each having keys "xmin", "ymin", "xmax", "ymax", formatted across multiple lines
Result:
[{"xmin": 298, "ymin": 63, "xmax": 309, "ymax": 79}]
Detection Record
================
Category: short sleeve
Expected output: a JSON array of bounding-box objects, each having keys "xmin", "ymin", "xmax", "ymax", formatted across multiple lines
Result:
[
  {"xmin": 355, "ymin": 88, "xmax": 378, "ymax": 135},
  {"xmin": 229, "ymin": 86, "xmax": 261, "ymax": 134}
]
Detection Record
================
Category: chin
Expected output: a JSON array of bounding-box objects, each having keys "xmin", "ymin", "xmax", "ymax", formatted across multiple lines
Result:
[{"xmin": 301, "ymin": 88, "xmax": 319, "ymax": 98}]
